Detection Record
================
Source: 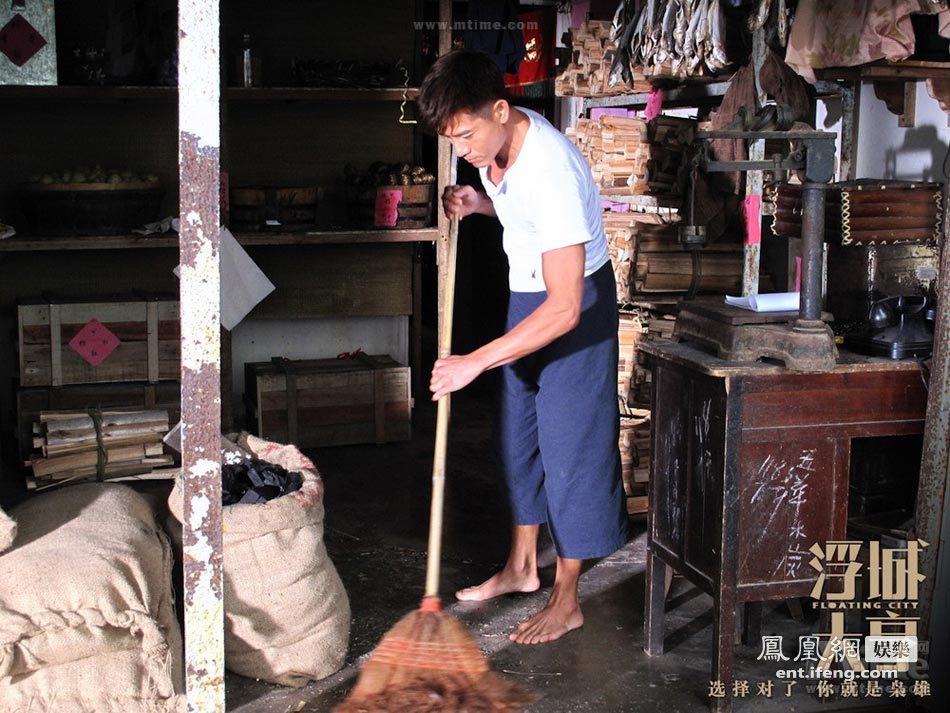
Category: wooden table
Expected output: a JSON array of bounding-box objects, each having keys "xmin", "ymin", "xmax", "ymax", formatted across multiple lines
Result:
[{"xmin": 639, "ymin": 339, "xmax": 928, "ymax": 712}]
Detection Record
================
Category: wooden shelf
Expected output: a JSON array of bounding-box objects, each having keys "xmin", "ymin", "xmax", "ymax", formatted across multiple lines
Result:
[
  {"xmin": 0, "ymin": 227, "xmax": 439, "ymax": 252},
  {"xmin": 815, "ymin": 60, "xmax": 950, "ymax": 82},
  {"xmin": 580, "ymin": 79, "xmax": 731, "ymax": 109},
  {"xmin": 0, "ymin": 85, "xmax": 177, "ymax": 101},
  {"xmin": 226, "ymin": 87, "xmax": 419, "ymax": 102},
  {"xmin": 235, "ymin": 227, "xmax": 437, "ymax": 245},
  {"xmin": 0, "ymin": 85, "xmax": 419, "ymax": 103},
  {"xmin": 816, "ymin": 61, "xmax": 950, "ymax": 127},
  {"xmin": 601, "ymin": 194, "xmax": 682, "ymax": 209}
]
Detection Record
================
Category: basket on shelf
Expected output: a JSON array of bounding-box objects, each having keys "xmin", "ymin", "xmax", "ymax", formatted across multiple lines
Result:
[
  {"xmin": 19, "ymin": 181, "xmax": 163, "ymax": 236},
  {"xmin": 346, "ymin": 183, "xmax": 435, "ymax": 229},
  {"xmin": 229, "ymin": 186, "xmax": 318, "ymax": 232}
]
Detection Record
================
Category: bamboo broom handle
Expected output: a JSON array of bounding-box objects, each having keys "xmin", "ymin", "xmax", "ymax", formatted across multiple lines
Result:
[{"xmin": 424, "ymin": 210, "xmax": 459, "ymax": 599}]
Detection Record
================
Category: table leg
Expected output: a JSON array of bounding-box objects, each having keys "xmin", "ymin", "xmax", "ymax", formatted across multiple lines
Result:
[
  {"xmin": 742, "ymin": 601, "xmax": 762, "ymax": 646},
  {"xmin": 786, "ymin": 597, "xmax": 805, "ymax": 623},
  {"xmin": 712, "ymin": 591, "xmax": 736, "ymax": 713},
  {"xmin": 644, "ymin": 549, "xmax": 667, "ymax": 656}
]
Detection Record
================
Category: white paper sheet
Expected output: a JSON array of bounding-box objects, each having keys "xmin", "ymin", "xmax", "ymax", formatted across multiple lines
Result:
[
  {"xmin": 173, "ymin": 226, "xmax": 276, "ymax": 330},
  {"xmin": 725, "ymin": 291, "xmax": 800, "ymax": 313},
  {"xmin": 219, "ymin": 227, "xmax": 275, "ymax": 330}
]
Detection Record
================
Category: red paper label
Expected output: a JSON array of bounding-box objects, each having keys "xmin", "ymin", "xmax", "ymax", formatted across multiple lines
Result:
[
  {"xmin": 68, "ymin": 319, "xmax": 120, "ymax": 367},
  {"xmin": 644, "ymin": 89, "xmax": 664, "ymax": 122},
  {"xmin": 374, "ymin": 188, "xmax": 402, "ymax": 228},
  {"xmin": 0, "ymin": 14, "xmax": 47, "ymax": 68},
  {"xmin": 742, "ymin": 194, "xmax": 762, "ymax": 246}
]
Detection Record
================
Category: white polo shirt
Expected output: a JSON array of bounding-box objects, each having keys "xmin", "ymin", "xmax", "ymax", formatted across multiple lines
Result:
[{"xmin": 479, "ymin": 107, "xmax": 609, "ymax": 293}]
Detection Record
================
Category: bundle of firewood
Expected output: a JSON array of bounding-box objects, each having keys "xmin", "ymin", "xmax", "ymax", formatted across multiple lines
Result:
[
  {"xmin": 617, "ymin": 308, "xmax": 652, "ymax": 517},
  {"xmin": 29, "ymin": 409, "xmax": 175, "ymax": 488},
  {"xmin": 568, "ymin": 115, "xmax": 694, "ymax": 197},
  {"xmin": 619, "ymin": 409, "xmax": 650, "ymax": 515},
  {"xmin": 604, "ymin": 209, "xmax": 683, "ymax": 303},
  {"xmin": 632, "ymin": 223, "xmax": 747, "ymax": 294},
  {"xmin": 618, "ymin": 311, "xmax": 646, "ymax": 405},
  {"xmin": 616, "ymin": 301, "xmax": 685, "ymax": 517},
  {"xmin": 556, "ymin": 20, "xmax": 651, "ymax": 97},
  {"xmin": 603, "ymin": 211, "xmax": 638, "ymax": 303}
]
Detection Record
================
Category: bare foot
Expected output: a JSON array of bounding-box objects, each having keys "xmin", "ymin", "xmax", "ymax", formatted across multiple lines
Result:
[
  {"xmin": 510, "ymin": 597, "xmax": 583, "ymax": 644},
  {"xmin": 455, "ymin": 567, "xmax": 540, "ymax": 602}
]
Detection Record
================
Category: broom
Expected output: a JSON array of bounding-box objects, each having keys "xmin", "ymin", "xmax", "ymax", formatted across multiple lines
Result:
[{"xmin": 334, "ymin": 210, "xmax": 535, "ymax": 713}]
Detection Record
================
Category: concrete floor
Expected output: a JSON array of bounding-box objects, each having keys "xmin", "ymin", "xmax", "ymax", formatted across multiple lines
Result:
[{"xmin": 225, "ymin": 387, "xmax": 908, "ymax": 713}]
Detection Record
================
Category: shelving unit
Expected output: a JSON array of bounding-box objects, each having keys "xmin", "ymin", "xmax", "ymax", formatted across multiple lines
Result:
[
  {"xmin": 0, "ymin": 0, "xmax": 453, "ymax": 467},
  {"xmin": 0, "ymin": 85, "xmax": 178, "ymax": 101},
  {"xmin": 0, "ymin": 228, "xmax": 439, "ymax": 252},
  {"xmin": 0, "ymin": 85, "xmax": 420, "ymax": 102},
  {"xmin": 226, "ymin": 86, "xmax": 420, "ymax": 102}
]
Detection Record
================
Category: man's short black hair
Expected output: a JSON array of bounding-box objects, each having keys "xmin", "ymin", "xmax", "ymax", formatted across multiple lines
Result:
[{"xmin": 417, "ymin": 50, "xmax": 510, "ymax": 135}]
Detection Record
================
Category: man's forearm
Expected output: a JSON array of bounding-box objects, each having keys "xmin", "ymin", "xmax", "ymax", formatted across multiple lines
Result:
[
  {"xmin": 469, "ymin": 297, "xmax": 578, "ymax": 372},
  {"xmin": 474, "ymin": 191, "xmax": 497, "ymax": 218}
]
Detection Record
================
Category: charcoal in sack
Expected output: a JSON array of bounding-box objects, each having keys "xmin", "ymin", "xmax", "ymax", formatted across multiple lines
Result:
[{"xmin": 168, "ymin": 434, "xmax": 350, "ymax": 687}]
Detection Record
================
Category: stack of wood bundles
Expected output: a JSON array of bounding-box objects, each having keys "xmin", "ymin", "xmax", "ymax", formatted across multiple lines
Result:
[
  {"xmin": 602, "ymin": 210, "xmax": 638, "ymax": 303},
  {"xmin": 633, "ymin": 223, "xmax": 746, "ymax": 294},
  {"xmin": 569, "ymin": 117, "xmax": 646, "ymax": 194},
  {"xmin": 646, "ymin": 313, "xmax": 678, "ymax": 340},
  {"xmin": 619, "ymin": 408, "xmax": 651, "ymax": 516},
  {"xmin": 567, "ymin": 115, "xmax": 694, "ymax": 197},
  {"xmin": 617, "ymin": 311, "xmax": 646, "ymax": 405},
  {"xmin": 29, "ymin": 409, "xmax": 175, "ymax": 488},
  {"xmin": 16, "ymin": 381, "xmax": 180, "ymax": 462},
  {"xmin": 617, "ymin": 308, "xmax": 653, "ymax": 516},
  {"xmin": 555, "ymin": 20, "xmax": 651, "ymax": 97}
]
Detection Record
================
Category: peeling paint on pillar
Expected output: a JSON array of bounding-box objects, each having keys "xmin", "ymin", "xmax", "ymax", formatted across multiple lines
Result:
[{"xmin": 178, "ymin": 0, "xmax": 223, "ymax": 711}]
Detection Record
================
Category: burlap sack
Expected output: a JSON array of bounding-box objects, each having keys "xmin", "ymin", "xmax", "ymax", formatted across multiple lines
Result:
[
  {"xmin": 168, "ymin": 435, "xmax": 350, "ymax": 687},
  {"xmin": 0, "ymin": 506, "xmax": 15, "ymax": 553},
  {"xmin": 0, "ymin": 484, "xmax": 183, "ymax": 713},
  {"xmin": 2, "ymin": 647, "xmax": 181, "ymax": 713}
]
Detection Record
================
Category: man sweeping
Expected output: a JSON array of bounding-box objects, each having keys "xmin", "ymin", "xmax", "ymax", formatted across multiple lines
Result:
[{"xmin": 418, "ymin": 50, "xmax": 629, "ymax": 645}]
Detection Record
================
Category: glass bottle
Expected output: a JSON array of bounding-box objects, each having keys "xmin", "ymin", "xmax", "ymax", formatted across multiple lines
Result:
[{"xmin": 236, "ymin": 34, "xmax": 262, "ymax": 87}]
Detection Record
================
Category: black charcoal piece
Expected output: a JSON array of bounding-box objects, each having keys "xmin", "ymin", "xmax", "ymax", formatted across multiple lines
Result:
[{"xmin": 221, "ymin": 456, "xmax": 304, "ymax": 505}]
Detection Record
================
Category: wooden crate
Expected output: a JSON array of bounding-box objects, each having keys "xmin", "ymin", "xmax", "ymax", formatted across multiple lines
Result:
[
  {"xmin": 18, "ymin": 299, "xmax": 179, "ymax": 387},
  {"xmin": 245, "ymin": 355, "xmax": 411, "ymax": 448},
  {"xmin": 349, "ymin": 183, "xmax": 435, "ymax": 229},
  {"xmin": 230, "ymin": 185, "xmax": 318, "ymax": 231},
  {"xmin": 16, "ymin": 380, "xmax": 181, "ymax": 461}
]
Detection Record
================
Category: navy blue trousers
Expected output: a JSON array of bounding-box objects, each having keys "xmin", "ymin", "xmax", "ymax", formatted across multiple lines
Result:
[{"xmin": 497, "ymin": 261, "xmax": 629, "ymax": 560}]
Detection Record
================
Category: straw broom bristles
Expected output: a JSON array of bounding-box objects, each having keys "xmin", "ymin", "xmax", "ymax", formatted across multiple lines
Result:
[{"xmin": 334, "ymin": 598, "xmax": 535, "ymax": 712}]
